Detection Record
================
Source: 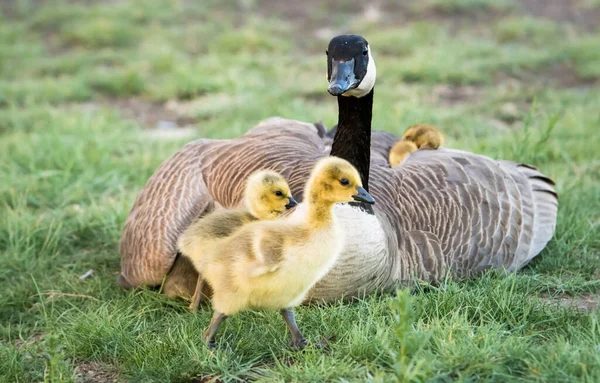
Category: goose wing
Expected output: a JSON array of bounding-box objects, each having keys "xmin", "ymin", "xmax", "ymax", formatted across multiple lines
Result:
[
  {"xmin": 369, "ymin": 148, "xmax": 557, "ymax": 283},
  {"xmin": 119, "ymin": 138, "xmax": 221, "ymax": 287},
  {"xmin": 247, "ymin": 227, "xmax": 287, "ymax": 277}
]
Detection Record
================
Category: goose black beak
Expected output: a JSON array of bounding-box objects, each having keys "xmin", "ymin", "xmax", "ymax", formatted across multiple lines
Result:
[
  {"xmin": 352, "ymin": 186, "xmax": 375, "ymax": 204},
  {"xmin": 328, "ymin": 58, "xmax": 358, "ymax": 96},
  {"xmin": 285, "ymin": 196, "xmax": 298, "ymax": 209}
]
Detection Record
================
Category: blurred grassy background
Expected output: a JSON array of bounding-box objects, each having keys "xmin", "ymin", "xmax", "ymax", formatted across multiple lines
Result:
[{"xmin": 1, "ymin": 0, "xmax": 599, "ymax": 382}]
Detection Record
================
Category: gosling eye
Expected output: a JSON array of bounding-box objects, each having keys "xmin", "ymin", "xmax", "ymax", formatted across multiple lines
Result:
[
  {"xmin": 339, "ymin": 178, "xmax": 350, "ymax": 186},
  {"xmin": 274, "ymin": 190, "xmax": 283, "ymax": 197},
  {"xmin": 362, "ymin": 49, "xmax": 368, "ymax": 56}
]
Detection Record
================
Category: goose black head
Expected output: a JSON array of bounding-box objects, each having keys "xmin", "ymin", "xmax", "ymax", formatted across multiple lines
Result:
[{"xmin": 326, "ymin": 34, "xmax": 376, "ymax": 98}]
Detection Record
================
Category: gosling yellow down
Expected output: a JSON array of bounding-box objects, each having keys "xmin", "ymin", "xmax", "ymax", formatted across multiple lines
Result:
[
  {"xmin": 389, "ymin": 123, "xmax": 444, "ymax": 167},
  {"xmin": 178, "ymin": 170, "xmax": 297, "ymax": 311},
  {"xmin": 186, "ymin": 157, "xmax": 375, "ymax": 349}
]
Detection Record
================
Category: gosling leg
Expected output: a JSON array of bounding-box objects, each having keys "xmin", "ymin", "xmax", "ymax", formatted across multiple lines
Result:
[
  {"xmin": 203, "ymin": 311, "xmax": 227, "ymax": 348},
  {"xmin": 189, "ymin": 277, "xmax": 205, "ymax": 312},
  {"xmin": 280, "ymin": 308, "xmax": 307, "ymax": 350}
]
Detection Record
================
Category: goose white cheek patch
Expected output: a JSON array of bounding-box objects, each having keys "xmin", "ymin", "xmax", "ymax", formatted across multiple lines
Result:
[{"xmin": 343, "ymin": 49, "xmax": 376, "ymax": 98}]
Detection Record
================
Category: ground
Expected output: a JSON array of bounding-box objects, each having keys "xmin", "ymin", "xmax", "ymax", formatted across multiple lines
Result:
[{"xmin": 1, "ymin": 0, "xmax": 599, "ymax": 382}]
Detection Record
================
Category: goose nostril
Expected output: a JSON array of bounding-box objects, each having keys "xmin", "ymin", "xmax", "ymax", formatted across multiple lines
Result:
[{"xmin": 328, "ymin": 84, "xmax": 344, "ymax": 96}]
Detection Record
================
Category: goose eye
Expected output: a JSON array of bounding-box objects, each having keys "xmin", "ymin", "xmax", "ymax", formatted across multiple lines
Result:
[
  {"xmin": 362, "ymin": 49, "xmax": 368, "ymax": 56},
  {"xmin": 339, "ymin": 178, "xmax": 349, "ymax": 186},
  {"xmin": 274, "ymin": 190, "xmax": 283, "ymax": 197}
]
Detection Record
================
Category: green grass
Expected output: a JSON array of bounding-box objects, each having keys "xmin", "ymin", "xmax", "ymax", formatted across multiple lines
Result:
[
  {"xmin": 410, "ymin": 0, "xmax": 517, "ymax": 14},
  {"xmin": 1, "ymin": 0, "xmax": 599, "ymax": 381}
]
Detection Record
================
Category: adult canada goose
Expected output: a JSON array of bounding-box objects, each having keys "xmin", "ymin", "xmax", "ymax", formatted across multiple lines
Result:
[
  {"xmin": 182, "ymin": 157, "xmax": 373, "ymax": 348},
  {"xmin": 389, "ymin": 124, "xmax": 444, "ymax": 167},
  {"xmin": 178, "ymin": 170, "xmax": 297, "ymax": 311},
  {"xmin": 118, "ymin": 34, "xmax": 558, "ymax": 302}
]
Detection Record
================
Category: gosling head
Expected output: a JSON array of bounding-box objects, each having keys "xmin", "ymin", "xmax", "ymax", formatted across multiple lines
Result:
[
  {"xmin": 326, "ymin": 34, "xmax": 376, "ymax": 98},
  {"xmin": 307, "ymin": 157, "xmax": 375, "ymax": 205},
  {"xmin": 401, "ymin": 124, "xmax": 444, "ymax": 149},
  {"xmin": 244, "ymin": 170, "xmax": 297, "ymax": 220}
]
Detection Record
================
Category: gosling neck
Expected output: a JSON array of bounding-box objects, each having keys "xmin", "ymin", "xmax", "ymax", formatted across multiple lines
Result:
[
  {"xmin": 305, "ymin": 196, "xmax": 336, "ymax": 230},
  {"xmin": 329, "ymin": 89, "xmax": 373, "ymax": 192}
]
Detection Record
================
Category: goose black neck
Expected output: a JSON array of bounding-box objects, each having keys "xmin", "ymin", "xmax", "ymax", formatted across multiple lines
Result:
[{"xmin": 329, "ymin": 89, "xmax": 373, "ymax": 191}]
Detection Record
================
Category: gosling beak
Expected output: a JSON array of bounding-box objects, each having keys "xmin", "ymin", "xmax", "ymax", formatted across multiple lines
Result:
[
  {"xmin": 285, "ymin": 196, "xmax": 298, "ymax": 209},
  {"xmin": 352, "ymin": 186, "xmax": 375, "ymax": 204},
  {"xmin": 328, "ymin": 58, "xmax": 358, "ymax": 96}
]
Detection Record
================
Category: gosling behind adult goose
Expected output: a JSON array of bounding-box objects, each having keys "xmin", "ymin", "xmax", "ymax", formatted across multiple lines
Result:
[
  {"xmin": 178, "ymin": 170, "xmax": 297, "ymax": 310},
  {"xmin": 389, "ymin": 124, "xmax": 444, "ymax": 167},
  {"xmin": 118, "ymin": 34, "xmax": 558, "ymax": 302}
]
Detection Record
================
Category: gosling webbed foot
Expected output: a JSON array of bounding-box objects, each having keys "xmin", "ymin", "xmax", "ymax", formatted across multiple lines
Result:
[
  {"xmin": 290, "ymin": 336, "xmax": 308, "ymax": 350},
  {"xmin": 206, "ymin": 340, "xmax": 218, "ymax": 349}
]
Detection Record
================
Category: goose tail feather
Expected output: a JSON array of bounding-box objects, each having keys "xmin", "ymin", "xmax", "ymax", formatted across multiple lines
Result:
[
  {"xmin": 497, "ymin": 161, "xmax": 558, "ymax": 268},
  {"xmin": 518, "ymin": 164, "xmax": 558, "ymax": 264}
]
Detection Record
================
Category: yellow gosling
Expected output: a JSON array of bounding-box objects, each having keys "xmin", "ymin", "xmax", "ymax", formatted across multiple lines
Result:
[
  {"xmin": 192, "ymin": 157, "xmax": 375, "ymax": 349},
  {"xmin": 389, "ymin": 124, "xmax": 444, "ymax": 167},
  {"xmin": 178, "ymin": 170, "xmax": 296, "ymax": 311}
]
